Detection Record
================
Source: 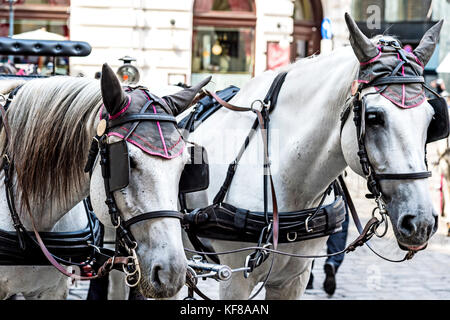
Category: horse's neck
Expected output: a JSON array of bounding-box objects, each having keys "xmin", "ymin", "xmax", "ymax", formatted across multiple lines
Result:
[
  {"xmin": 199, "ymin": 48, "xmax": 358, "ymax": 212},
  {"xmin": 0, "ymin": 107, "xmax": 100, "ymax": 232}
]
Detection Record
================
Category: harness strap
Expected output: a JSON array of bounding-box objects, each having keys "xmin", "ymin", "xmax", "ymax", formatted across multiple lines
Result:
[
  {"xmin": 374, "ymin": 172, "xmax": 432, "ymax": 180},
  {"xmin": 263, "ymin": 72, "xmax": 288, "ymax": 112},
  {"xmin": 205, "ymin": 89, "xmax": 279, "ymax": 249},
  {"xmin": 122, "ymin": 210, "xmax": 183, "ymax": 229},
  {"xmin": 107, "ymin": 113, "xmax": 177, "ymax": 128},
  {"xmin": 370, "ymin": 75, "xmax": 424, "ymax": 87}
]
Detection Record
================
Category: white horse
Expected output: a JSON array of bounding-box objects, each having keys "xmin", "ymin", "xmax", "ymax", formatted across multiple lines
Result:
[
  {"xmin": 182, "ymin": 14, "xmax": 443, "ymax": 299},
  {"xmin": 0, "ymin": 65, "xmax": 210, "ymax": 299}
]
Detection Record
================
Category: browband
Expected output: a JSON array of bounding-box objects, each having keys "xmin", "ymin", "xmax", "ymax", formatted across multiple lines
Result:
[
  {"xmin": 374, "ymin": 171, "xmax": 432, "ymax": 180},
  {"xmin": 369, "ymin": 76, "xmax": 425, "ymax": 87},
  {"xmin": 122, "ymin": 210, "xmax": 184, "ymax": 229},
  {"xmin": 107, "ymin": 114, "xmax": 177, "ymax": 129}
]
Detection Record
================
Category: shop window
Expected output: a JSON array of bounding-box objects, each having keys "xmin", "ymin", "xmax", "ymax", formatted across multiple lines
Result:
[
  {"xmin": 192, "ymin": 0, "xmax": 256, "ymax": 88},
  {"xmin": 293, "ymin": 0, "xmax": 314, "ymax": 22},
  {"xmin": 22, "ymin": 0, "xmax": 70, "ymax": 5},
  {"xmin": 0, "ymin": 18, "xmax": 67, "ymax": 37},
  {"xmin": 194, "ymin": 0, "xmax": 254, "ymax": 13},
  {"xmin": 291, "ymin": 0, "xmax": 322, "ymax": 61},
  {"xmin": 192, "ymin": 27, "xmax": 254, "ymax": 74}
]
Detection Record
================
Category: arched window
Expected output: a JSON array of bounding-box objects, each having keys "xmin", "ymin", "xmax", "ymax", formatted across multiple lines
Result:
[
  {"xmin": 292, "ymin": 0, "xmax": 323, "ymax": 60},
  {"xmin": 192, "ymin": 0, "xmax": 256, "ymax": 88}
]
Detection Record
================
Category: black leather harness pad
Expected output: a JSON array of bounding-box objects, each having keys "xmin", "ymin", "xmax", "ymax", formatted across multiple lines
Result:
[
  {"xmin": 179, "ymin": 145, "xmax": 209, "ymax": 193},
  {"xmin": 107, "ymin": 140, "xmax": 130, "ymax": 192}
]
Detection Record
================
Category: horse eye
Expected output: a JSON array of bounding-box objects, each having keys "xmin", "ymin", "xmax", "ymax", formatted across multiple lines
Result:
[
  {"xmin": 366, "ymin": 110, "xmax": 384, "ymax": 126},
  {"xmin": 129, "ymin": 156, "xmax": 137, "ymax": 169}
]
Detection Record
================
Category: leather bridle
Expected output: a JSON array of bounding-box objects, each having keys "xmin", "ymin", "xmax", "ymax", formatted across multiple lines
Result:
[
  {"xmin": 84, "ymin": 87, "xmax": 184, "ymax": 286},
  {"xmin": 0, "ymin": 85, "xmax": 186, "ymax": 287},
  {"xmin": 340, "ymin": 41, "xmax": 438, "ymax": 215}
]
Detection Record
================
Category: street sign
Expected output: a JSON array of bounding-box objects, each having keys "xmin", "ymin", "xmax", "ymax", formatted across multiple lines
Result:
[{"xmin": 321, "ymin": 18, "xmax": 333, "ymax": 40}]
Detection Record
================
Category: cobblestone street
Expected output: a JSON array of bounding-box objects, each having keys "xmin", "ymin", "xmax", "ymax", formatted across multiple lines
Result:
[{"xmin": 68, "ymin": 146, "xmax": 450, "ymax": 300}]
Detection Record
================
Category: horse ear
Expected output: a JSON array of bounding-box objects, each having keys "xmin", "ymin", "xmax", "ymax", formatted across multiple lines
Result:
[
  {"xmin": 100, "ymin": 63, "xmax": 128, "ymax": 116},
  {"xmin": 163, "ymin": 76, "xmax": 212, "ymax": 116},
  {"xmin": 413, "ymin": 20, "xmax": 443, "ymax": 67},
  {"xmin": 344, "ymin": 12, "xmax": 379, "ymax": 63}
]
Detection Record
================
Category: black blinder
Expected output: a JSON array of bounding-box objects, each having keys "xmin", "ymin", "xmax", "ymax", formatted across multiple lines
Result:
[
  {"xmin": 427, "ymin": 97, "xmax": 449, "ymax": 144},
  {"xmin": 179, "ymin": 145, "xmax": 209, "ymax": 194},
  {"xmin": 107, "ymin": 140, "xmax": 130, "ymax": 192}
]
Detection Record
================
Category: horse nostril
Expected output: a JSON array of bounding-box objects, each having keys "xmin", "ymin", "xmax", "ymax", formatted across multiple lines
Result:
[
  {"xmin": 399, "ymin": 214, "xmax": 416, "ymax": 237},
  {"xmin": 151, "ymin": 264, "xmax": 162, "ymax": 286},
  {"xmin": 433, "ymin": 214, "xmax": 439, "ymax": 233}
]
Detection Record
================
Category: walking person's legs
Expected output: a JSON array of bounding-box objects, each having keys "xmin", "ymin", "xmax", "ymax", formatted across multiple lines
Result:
[{"xmin": 323, "ymin": 211, "xmax": 349, "ymax": 296}]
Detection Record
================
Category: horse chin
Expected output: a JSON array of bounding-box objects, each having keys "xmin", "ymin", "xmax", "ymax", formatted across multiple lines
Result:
[
  {"xmin": 397, "ymin": 241, "xmax": 428, "ymax": 252},
  {"xmin": 137, "ymin": 272, "xmax": 184, "ymax": 299}
]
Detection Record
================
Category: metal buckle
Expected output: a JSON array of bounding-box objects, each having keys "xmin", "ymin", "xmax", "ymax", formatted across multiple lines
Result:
[{"xmin": 372, "ymin": 197, "xmax": 389, "ymax": 238}]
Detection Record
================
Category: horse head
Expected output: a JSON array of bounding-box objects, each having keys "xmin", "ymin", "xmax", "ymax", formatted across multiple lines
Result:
[
  {"xmin": 89, "ymin": 64, "xmax": 211, "ymax": 298},
  {"xmin": 341, "ymin": 13, "xmax": 444, "ymax": 251}
]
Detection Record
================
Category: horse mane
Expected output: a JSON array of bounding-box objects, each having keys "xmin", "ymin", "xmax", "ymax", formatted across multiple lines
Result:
[{"xmin": 1, "ymin": 76, "xmax": 103, "ymax": 214}]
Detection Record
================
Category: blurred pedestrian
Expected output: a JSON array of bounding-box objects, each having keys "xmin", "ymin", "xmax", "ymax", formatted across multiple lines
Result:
[
  {"xmin": 323, "ymin": 210, "xmax": 349, "ymax": 295},
  {"xmin": 306, "ymin": 210, "xmax": 349, "ymax": 296}
]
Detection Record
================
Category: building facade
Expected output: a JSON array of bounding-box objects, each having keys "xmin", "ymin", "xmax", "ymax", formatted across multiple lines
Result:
[
  {"xmin": 1, "ymin": 1, "xmax": 446, "ymax": 88},
  {"xmin": 69, "ymin": 0, "xmax": 343, "ymax": 88}
]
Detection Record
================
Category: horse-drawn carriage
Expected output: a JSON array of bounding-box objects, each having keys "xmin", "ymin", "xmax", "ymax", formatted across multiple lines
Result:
[{"xmin": 0, "ymin": 13, "xmax": 448, "ymax": 300}]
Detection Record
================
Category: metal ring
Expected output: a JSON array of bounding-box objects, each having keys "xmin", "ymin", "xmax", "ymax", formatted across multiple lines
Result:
[
  {"xmin": 112, "ymin": 216, "xmax": 121, "ymax": 229},
  {"xmin": 371, "ymin": 207, "xmax": 389, "ymax": 238},
  {"xmin": 243, "ymin": 255, "xmax": 251, "ymax": 279},
  {"xmin": 250, "ymin": 99, "xmax": 265, "ymax": 111},
  {"xmin": 305, "ymin": 216, "xmax": 313, "ymax": 233},
  {"xmin": 129, "ymin": 241, "xmax": 138, "ymax": 251},
  {"xmin": 122, "ymin": 262, "xmax": 138, "ymax": 276},
  {"xmin": 125, "ymin": 271, "xmax": 141, "ymax": 288},
  {"xmin": 186, "ymin": 266, "xmax": 198, "ymax": 285},
  {"xmin": 286, "ymin": 231, "xmax": 297, "ymax": 242}
]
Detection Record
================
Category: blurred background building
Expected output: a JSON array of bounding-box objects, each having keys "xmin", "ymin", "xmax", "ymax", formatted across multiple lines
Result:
[{"xmin": 1, "ymin": 0, "xmax": 448, "ymax": 90}]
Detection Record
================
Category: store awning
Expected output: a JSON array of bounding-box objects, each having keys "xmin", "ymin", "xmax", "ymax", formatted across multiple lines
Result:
[{"xmin": 12, "ymin": 28, "xmax": 67, "ymax": 41}]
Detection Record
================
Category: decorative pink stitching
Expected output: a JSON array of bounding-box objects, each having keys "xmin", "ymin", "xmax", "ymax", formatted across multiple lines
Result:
[
  {"xmin": 115, "ymin": 127, "xmax": 164, "ymax": 151},
  {"xmin": 382, "ymin": 86, "xmax": 425, "ymax": 101},
  {"xmin": 114, "ymin": 126, "xmax": 183, "ymax": 152},
  {"xmin": 107, "ymin": 132, "xmax": 184, "ymax": 159},
  {"xmin": 140, "ymin": 89, "xmax": 170, "ymax": 158},
  {"xmin": 378, "ymin": 89, "xmax": 426, "ymax": 109},
  {"xmin": 360, "ymin": 49, "xmax": 382, "ymax": 66},
  {"xmin": 152, "ymin": 104, "xmax": 169, "ymax": 157},
  {"xmin": 412, "ymin": 53, "xmax": 425, "ymax": 69},
  {"xmin": 109, "ymin": 95, "xmax": 131, "ymax": 120}
]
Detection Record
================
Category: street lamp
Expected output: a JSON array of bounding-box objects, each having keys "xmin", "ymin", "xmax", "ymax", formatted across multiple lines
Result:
[{"xmin": 2, "ymin": 0, "xmax": 23, "ymax": 62}]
